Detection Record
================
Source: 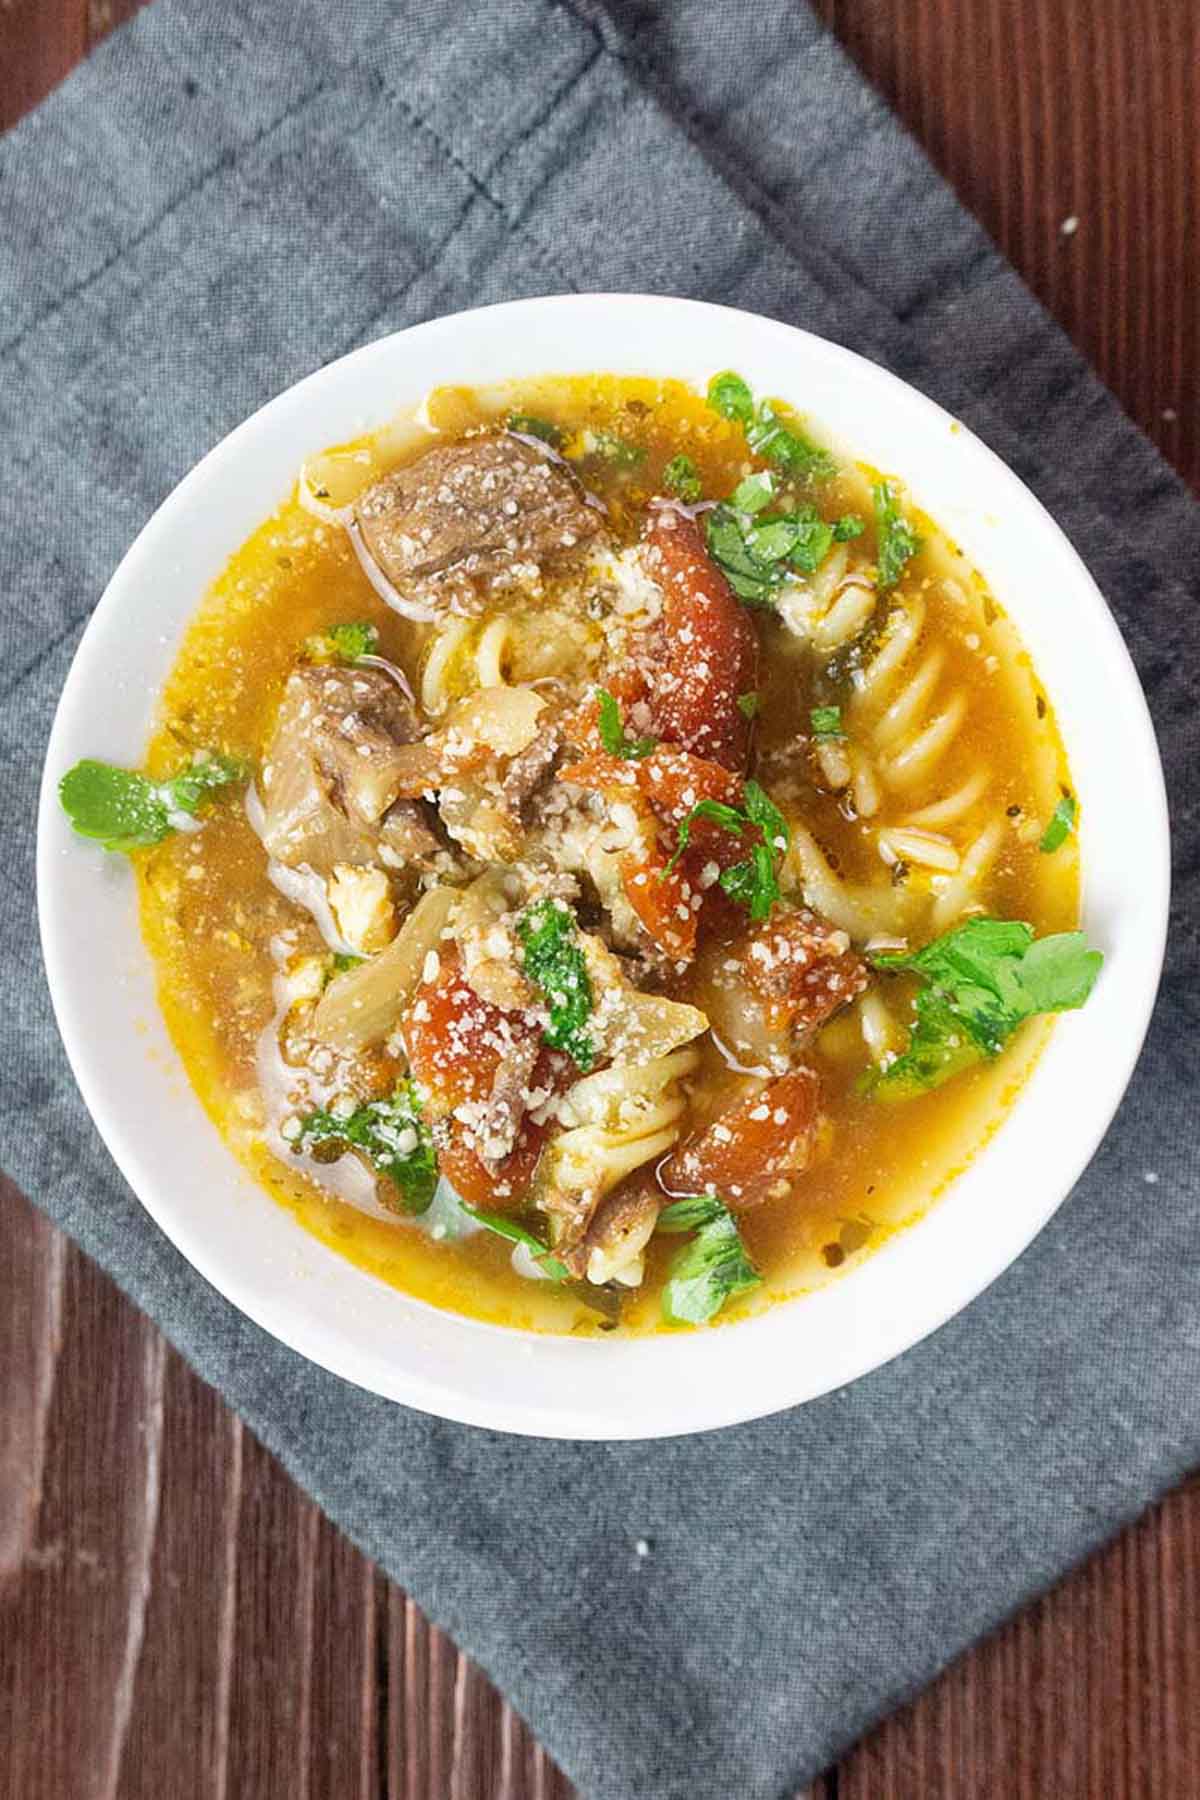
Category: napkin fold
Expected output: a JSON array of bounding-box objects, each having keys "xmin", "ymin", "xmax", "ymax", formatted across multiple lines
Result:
[{"xmin": 2, "ymin": 4, "xmax": 1198, "ymax": 1796}]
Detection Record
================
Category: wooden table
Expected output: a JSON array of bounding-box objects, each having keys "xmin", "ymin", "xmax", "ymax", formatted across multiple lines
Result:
[{"xmin": 2, "ymin": 3, "xmax": 1196, "ymax": 1794}]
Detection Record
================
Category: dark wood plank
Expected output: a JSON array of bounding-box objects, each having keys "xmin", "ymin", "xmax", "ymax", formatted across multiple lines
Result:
[
  {"xmin": 1, "ymin": 3, "xmax": 1198, "ymax": 1797},
  {"xmin": 815, "ymin": 0, "xmax": 1199, "ymax": 493},
  {"xmin": 0, "ymin": 0, "xmax": 86, "ymax": 131}
]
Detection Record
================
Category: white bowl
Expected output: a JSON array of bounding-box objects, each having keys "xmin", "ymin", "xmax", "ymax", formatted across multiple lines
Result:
[{"xmin": 37, "ymin": 295, "xmax": 1169, "ymax": 1439}]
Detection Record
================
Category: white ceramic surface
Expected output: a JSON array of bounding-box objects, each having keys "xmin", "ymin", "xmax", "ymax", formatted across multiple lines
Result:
[{"xmin": 37, "ymin": 295, "xmax": 1169, "ymax": 1439}]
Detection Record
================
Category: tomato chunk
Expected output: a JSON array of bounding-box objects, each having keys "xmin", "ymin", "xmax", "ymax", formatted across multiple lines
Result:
[
  {"xmin": 660, "ymin": 1069, "xmax": 821, "ymax": 1209},
  {"xmin": 437, "ymin": 1119, "xmax": 546, "ymax": 1210},
  {"xmin": 742, "ymin": 908, "xmax": 869, "ymax": 1033},
  {"xmin": 643, "ymin": 507, "xmax": 759, "ymax": 770},
  {"xmin": 620, "ymin": 848, "xmax": 698, "ymax": 961},
  {"xmin": 402, "ymin": 949, "xmax": 548, "ymax": 1208}
]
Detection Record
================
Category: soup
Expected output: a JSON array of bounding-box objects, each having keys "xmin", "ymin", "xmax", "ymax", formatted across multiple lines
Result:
[{"xmin": 59, "ymin": 371, "xmax": 1101, "ymax": 1334}]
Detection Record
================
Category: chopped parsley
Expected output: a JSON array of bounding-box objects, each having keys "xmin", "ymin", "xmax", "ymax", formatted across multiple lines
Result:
[
  {"xmin": 663, "ymin": 778, "xmax": 789, "ymax": 923},
  {"xmin": 517, "ymin": 898, "xmax": 595, "ymax": 1070},
  {"xmin": 873, "ymin": 480, "xmax": 920, "ymax": 590},
  {"xmin": 330, "ymin": 951, "xmax": 365, "ymax": 974},
  {"xmin": 833, "ymin": 514, "xmax": 866, "ymax": 541},
  {"xmin": 1039, "ymin": 793, "xmax": 1077, "ymax": 853},
  {"xmin": 58, "ymin": 752, "xmax": 244, "ymax": 853},
  {"xmin": 662, "ymin": 453, "xmax": 703, "ymax": 503},
  {"xmin": 706, "ymin": 369, "xmax": 835, "ymax": 480},
  {"xmin": 870, "ymin": 916, "xmax": 1103, "ymax": 1097},
  {"xmin": 461, "ymin": 1205, "xmax": 569, "ymax": 1279},
  {"xmin": 302, "ymin": 620, "xmax": 379, "ymax": 664},
  {"xmin": 595, "ymin": 686, "xmax": 657, "ymax": 760},
  {"xmin": 293, "ymin": 1081, "xmax": 437, "ymax": 1214},
  {"xmin": 506, "ymin": 412, "xmax": 563, "ymax": 447},
  {"xmin": 657, "ymin": 1194, "xmax": 762, "ymax": 1324},
  {"xmin": 736, "ymin": 691, "xmax": 760, "ymax": 720},
  {"xmin": 810, "ymin": 705, "xmax": 844, "ymax": 741},
  {"xmin": 705, "ymin": 469, "xmax": 848, "ymax": 606}
]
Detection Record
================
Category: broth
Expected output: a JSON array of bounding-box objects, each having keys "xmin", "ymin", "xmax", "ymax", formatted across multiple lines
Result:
[{"xmin": 133, "ymin": 373, "xmax": 1083, "ymax": 1335}]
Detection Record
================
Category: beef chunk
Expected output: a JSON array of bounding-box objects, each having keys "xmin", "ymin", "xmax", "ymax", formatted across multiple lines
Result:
[
  {"xmin": 260, "ymin": 665, "xmax": 437, "ymax": 874},
  {"xmin": 354, "ymin": 434, "xmax": 604, "ymax": 611}
]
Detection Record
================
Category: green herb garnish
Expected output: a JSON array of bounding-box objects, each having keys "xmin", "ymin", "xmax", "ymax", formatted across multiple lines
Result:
[
  {"xmin": 461, "ymin": 1205, "xmax": 569, "ymax": 1279},
  {"xmin": 507, "ymin": 412, "xmax": 563, "ymax": 447},
  {"xmin": 1039, "ymin": 794, "xmax": 1076, "ymax": 853},
  {"xmin": 517, "ymin": 898, "xmax": 595, "ymax": 1070},
  {"xmin": 706, "ymin": 371, "xmax": 755, "ymax": 425},
  {"xmin": 705, "ymin": 463, "xmax": 848, "ymax": 606},
  {"xmin": 870, "ymin": 917, "xmax": 1103, "ymax": 1097},
  {"xmin": 658, "ymin": 1194, "xmax": 762, "ymax": 1325},
  {"xmin": 293, "ymin": 1080, "xmax": 437, "ymax": 1214},
  {"xmin": 662, "ymin": 453, "xmax": 703, "ymax": 503},
  {"xmin": 58, "ymin": 753, "xmax": 244, "ymax": 854},
  {"xmin": 595, "ymin": 686, "xmax": 657, "ymax": 761},
  {"xmin": 590, "ymin": 430, "xmax": 645, "ymax": 468},
  {"xmin": 736, "ymin": 691, "xmax": 760, "ymax": 720},
  {"xmin": 833, "ymin": 514, "xmax": 866, "ymax": 541},
  {"xmin": 663, "ymin": 779, "xmax": 789, "ymax": 922},
  {"xmin": 810, "ymin": 705, "xmax": 844, "ymax": 741},
  {"xmin": 330, "ymin": 951, "xmax": 365, "ymax": 974},
  {"xmin": 707, "ymin": 371, "xmax": 834, "ymax": 479},
  {"xmin": 303, "ymin": 620, "xmax": 380, "ymax": 665},
  {"xmin": 873, "ymin": 481, "xmax": 920, "ymax": 590}
]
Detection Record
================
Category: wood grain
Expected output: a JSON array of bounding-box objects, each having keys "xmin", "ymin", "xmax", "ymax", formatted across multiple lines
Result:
[{"xmin": 2, "ymin": 2, "xmax": 1198, "ymax": 1795}]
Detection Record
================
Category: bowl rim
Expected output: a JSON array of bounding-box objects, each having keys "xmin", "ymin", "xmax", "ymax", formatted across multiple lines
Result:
[{"xmin": 36, "ymin": 293, "xmax": 1171, "ymax": 1438}]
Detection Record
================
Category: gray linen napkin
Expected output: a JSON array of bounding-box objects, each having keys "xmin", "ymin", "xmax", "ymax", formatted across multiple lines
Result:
[{"xmin": 2, "ymin": 3, "xmax": 1198, "ymax": 1795}]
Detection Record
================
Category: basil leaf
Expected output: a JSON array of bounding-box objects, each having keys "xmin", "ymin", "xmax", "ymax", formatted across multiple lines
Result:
[
  {"xmin": 294, "ymin": 1080, "xmax": 437, "ymax": 1214},
  {"xmin": 507, "ymin": 412, "xmax": 563, "ymax": 446},
  {"xmin": 662, "ymin": 453, "xmax": 702, "ymax": 502},
  {"xmin": 745, "ymin": 517, "xmax": 802, "ymax": 564},
  {"xmin": 660, "ymin": 1197, "xmax": 762, "ymax": 1325},
  {"xmin": 871, "ymin": 917, "xmax": 1103, "ymax": 1096},
  {"xmin": 873, "ymin": 480, "xmax": 920, "ymax": 590},
  {"xmin": 743, "ymin": 779, "xmax": 790, "ymax": 856},
  {"xmin": 784, "ymin": 511, "xmax": 835, "ymax": 576},
  {"xmin": 730, "ymin": 471, "xmax": 776, "ymax": 514},
  {"xmin": 1039, "ymin": 793, "xmax": 1076, "ymax": 853},
  {"xmin": 718, "ymin": 842, "xmax": 779, "ymax": 922},
  {"xmin": 657, "ymin": 1194, "xmax": 727, "ymax": 1232},
  {"xmin": 746, "ymin": 403, "xmax": 836, "ymax": 481},
  {"xmin": 707, "ymin": 371, "xmax": 755, "ymax": 425},
  {"xmin": 517, "ymin": 898, "xmax": 595, "ymax": 1070},
  {"xmin": 662, "ymin": 798, "xmax": 748, "ymax": 876},
  {"xmin": 59, "ymin": 753, "xmax": 243, "ymax": 854},
  {"xmin": 303, "ymin": 620, "xmax": 379, "ymax": 664},
  {"xmin": 810, "ymin": 705, "xmax": 844, "ymax": 741},
  {"xmin": 664, "ymin": 780, "xmax": 788, "ymax": 923},
  {"xmin": 595, "ymin": 686, "xmax": 657, "ymax": 761},
  {"xmin": 461, "ymin": 1205, "xmax": 569, "ymax": 1280}
]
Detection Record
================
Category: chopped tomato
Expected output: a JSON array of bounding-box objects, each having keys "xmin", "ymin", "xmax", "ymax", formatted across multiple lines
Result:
[
  {"xmin": 636, "ymin": 746, "xmax": 744, "ymax": 826},
  {"xmin": 620, "ymin": 848, "xmax": 698, "ymax": 961},
  {"xmin": 437, "ymin": 1118, "xmax": 546, "ymax": 1211},
  {"xmin": 402, "ymin": 950, "xmax": 524, "ymax": 1112},
  {"xmin": 643, "ymin": 507, "xmax": 759, "ymax": 770},
  {"xmin": 402, "ymin": 949, "xmax": 551, "ymax": 1209},
  {"xmin": 660, "ymin": 1069, "xmax": 821, "ymax": 1209},
  {"xmin": 556, "ymin": 750, "xmax": 642, "ymax": 795},
  {"xmin": 742, "ymin": 908, "xmax": 869, "ymax": 1033}
]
